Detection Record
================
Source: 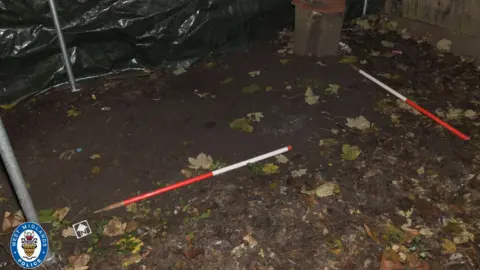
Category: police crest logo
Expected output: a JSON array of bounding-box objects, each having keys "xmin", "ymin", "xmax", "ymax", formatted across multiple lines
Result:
[{"xmin": 10, "ymin": 222, "xmax": 49, "ymax": 269}]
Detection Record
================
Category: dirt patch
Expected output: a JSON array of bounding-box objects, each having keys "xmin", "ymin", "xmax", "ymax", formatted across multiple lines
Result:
[{"xmin": 0, "ymin": 17, "xmax": 479, "ymax": 270}]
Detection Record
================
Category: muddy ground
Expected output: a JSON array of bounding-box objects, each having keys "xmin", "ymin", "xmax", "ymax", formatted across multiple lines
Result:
[{"xmin": 0, "ymin": 16, "xmax": 479, "ymax": 270}]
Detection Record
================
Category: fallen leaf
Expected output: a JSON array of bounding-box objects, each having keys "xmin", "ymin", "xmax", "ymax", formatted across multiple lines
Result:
[
  {"xmin": 0, "ymin": 103, "xmax": 17, "ymax": 110},
  {"xmin": 125, "ymin": 221, "xmax": 140, "ymax": 233},
  {"xmin": 67, "ymin": 253, "xmax": 90, "ymax": 270},
  {"xmin": 62, "ymin": 227, "xmax": 76, "ymax": 238},
  {"xmin": 221, "ymin": 77, "xmax": 234, "ymax": 84},
  {"xmin": 419, "ymin": 227, "xmax": 434, "ymax": 238},
  {"xmin": 53, "ymin": 207, "xmax": 70, "ymax": 222},
  {"xmin": 386, "ymin": 21, "xmax": 398, "ymax": 30},
  {"xmin": 243, "ymin": 233, "xmax": 258, "ymax": 248},
  {"xmin": 370, "ymin": 51, "xmax": 381, "ymax": 56},
  {"xmin": 291, "ymin": 168, "xmax": 307, "ymax": 178},
  {"xmin": 248, "ymin": 70, "xmax": 260, "ymax": 77},
  {"xmin": 319, "ymin": 138, "xmax": 339, "ymax": 147},
  {"xmin": 262, "ymin": 163, "xmax": 279, "ymax": 175},
  {"xmin": 59, "ymin": 150, "xmax": 76, "ymax": 160},
  {"xmin": 173, "ymin": 67, "xmax": 187, "ymax": 75},
  {"xmin": 381, "ymin": 40, "xmax": 395, "ymax": 48},
  {"xmin": 91, "ymin": 166, "xmax": 101, "ymax": 174},
  {"xmin": 242, "ymin": 84, "xmax": 260, "ymax": 94},
  {"xmin": 275, "ymin": 154, "xmax": 289, "ymax": 164},
  {"xmin": 265, "ymin": 86, "xmax": 273, "ymax": 91},
  {"xmin": 116, "ymin": 236, "xmax": 144, "ymax": 254},
  {"xmin": 446, "ymin": 108, "xmax": 464, "ymax": 120},
  {"xmin": 247, "ymin": 112, "xmax": 264, "ymax": 122},
  {"xmin": 67, "ymin": 108, "xmax": 81, "ymax": 117},
  {"xmin": 38, "ymin": 209, "xmax": 56, "ymax": 223},
  {"xmin": 436, "ymin": 38, "xmax": 452, "ymax": 52},
  {"xmin": 305, "ymin": 87, "xmax": 319, "ymax": 105},
  {"xmin": 364, "ymin": 224, "xmax": 381, "ymax": 245},
  {"xmin": 441, "ymin": 238, "xmax": 456, "ymax": 254},
  {"xmin": 89, "ymin": 154, "xmax": 101, "ymax": 160},
  {"xmin": 355, "ymin": 19, "xmax": 371, "ymax": 30},
  {"xmin": 204, "ymin": 62, "xmax": 216, "ymax": 69},
  {"xmin": 280, "ymin": 59, "xmax": 290, "ymax": 64},
  {"xmin": 416, "ymin": 166, "xmax": 425, "ymax": 175},
  {"xmin": 2, "ymin": 210, "xmax": 25, "ymax": 231},
  {"xmin": 464, "ymin": 109, "xmax": 477, "ymax": 119},
  {"xmin": 302, "ymin": 182, "xmax": 340, "ymax": 198},
  {"xmin": 230, "ymin": 118, "xmax": 254, "ymax": 133},
  {"xmin": 325, "ymin": 84, "xmax": 340, "ymax": 95},
  {"xmin": 180, "ymin": 169, "xmax": 193, "ymax": 178},
  {"xmin": 188, "ymin": 153, "xmax": 214, "ymax": 170},
  {"xmin": 339, "ymin": 56, "xmax": 358, "ymax": 63},
  {"xmin": 122, "ymin": 254, "xmax": 144, "ymax": 267},
  {"xmin": 341, "ymin": 144, "xmax": 361, "ymax": 160},
  {"xmin": 103, "ymin": 218, "xmax": 126, "ymax": 237},
  {"xmin": 346, "ymin": 116, "xmax": 371, "ymax": 130}
]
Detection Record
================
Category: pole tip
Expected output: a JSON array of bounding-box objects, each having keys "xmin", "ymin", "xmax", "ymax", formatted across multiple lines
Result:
[
  {"xmin": 349, "ymin": 64, "xmax": 360, "ymax": 72},
  {"xmin": 287, "ymin": 145, "xmax": 293, "ymax": 151},
  {"xmin": 93, "ymin": 201, "xmax": 124, "ymax": 214}
]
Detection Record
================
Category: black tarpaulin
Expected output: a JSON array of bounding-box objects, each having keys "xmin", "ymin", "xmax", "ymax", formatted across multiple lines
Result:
[{"xmin": 0, "ymin": 0, "xmax": 384, "ymax": 105}]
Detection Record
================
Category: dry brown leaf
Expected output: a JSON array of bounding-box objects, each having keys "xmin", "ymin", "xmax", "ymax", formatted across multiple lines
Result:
[
  {"xmin": 67, "ymin": 253, "xmax": 90, "ymax": 270},
  {"xmin": 62, "ymin": 227, "xmax": 76, "ymax": 238},
  {"xmin": 53, "ymin": 207, "xmax": 70, "ymax": 222},
  {"xmin": 125, "ymin": 221, "xmax": 140, "ymax": 233},
  {"xmin": 364, "ymin": 224, "xmax": 380, "ymax": 245},
  {"xmin": 103, "ymin": 218, "xmax": 126, "ymax": 237},
  {"xmin": 2, "ymin": 210, "xmax": 25, "ymax": 231}
]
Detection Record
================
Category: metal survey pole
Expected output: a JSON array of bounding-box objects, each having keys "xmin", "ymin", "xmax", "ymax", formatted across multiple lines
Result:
[
  {"xmin": 47, "ymin": 0, "xmax": 79, "ymax": 92},
  {"xmin": 0, "ymin": 118, "xmax": 56, "ymax": 264}
]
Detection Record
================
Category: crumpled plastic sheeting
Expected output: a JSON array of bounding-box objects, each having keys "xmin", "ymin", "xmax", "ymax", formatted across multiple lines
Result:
[{"xmin": 0, "ymin": 0, "xmax": 383, "ymax": 104}]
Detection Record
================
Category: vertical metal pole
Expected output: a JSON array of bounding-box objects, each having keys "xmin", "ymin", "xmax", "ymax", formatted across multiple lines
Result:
[
  {"xmin": 362, "ymin": 0, "xmax": 368, "ymax": 16},
  {"xmin": 0, "ymin": 118, "xmax": 56, "ymax": 264},
  {"xmin": 47, "ymin": 0, "xmax": 79, "ymax": 92}
]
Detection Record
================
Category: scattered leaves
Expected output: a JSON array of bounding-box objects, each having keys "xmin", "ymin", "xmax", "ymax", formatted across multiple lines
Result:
[
  {"xmin": 341, "ymin": 144, "xmax": 361, "ymax": 160},
  {"xmin": 305, "ymin": 87, "xmax": 319, "ymax": 105},
  {"xmin": 242, "ymin": 84, "xmax": 260, "ymax": 94},
  {"xmin": 188, "ymin": 153, "xmax": 214, "ymax": 170},
  {"xmin": 38, "ymin": 208, "xmax": 56, "ymax": 223},
  {"xmin": 355, "ymin": 19, "xmax": 371, "ymax": 30},
  {"xmin": 103, "ymin": 218, "xmax": 126, "ymax": 237},
  {"xmin": 229, "ymin": 118, "xmax": 254, "ymax": 133},
  {"xmin": 280, "ymin": 59, "xmax": 290, "ymax": 64}
]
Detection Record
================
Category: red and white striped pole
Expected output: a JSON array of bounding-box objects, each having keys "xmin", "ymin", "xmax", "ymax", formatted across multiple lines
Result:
[
  {"xmin": 94, "ymin": 146, "xmax": 292, "ymax": 213},
  {"xmin": 351, "ymin": 65, "xmax": 470, "ymax": 141}
]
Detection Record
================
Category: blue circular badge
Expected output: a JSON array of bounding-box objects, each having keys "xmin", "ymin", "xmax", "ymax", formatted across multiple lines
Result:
[{"xmin": 10, "ymin": 222, "xmax": 48, "ymax": 269}]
